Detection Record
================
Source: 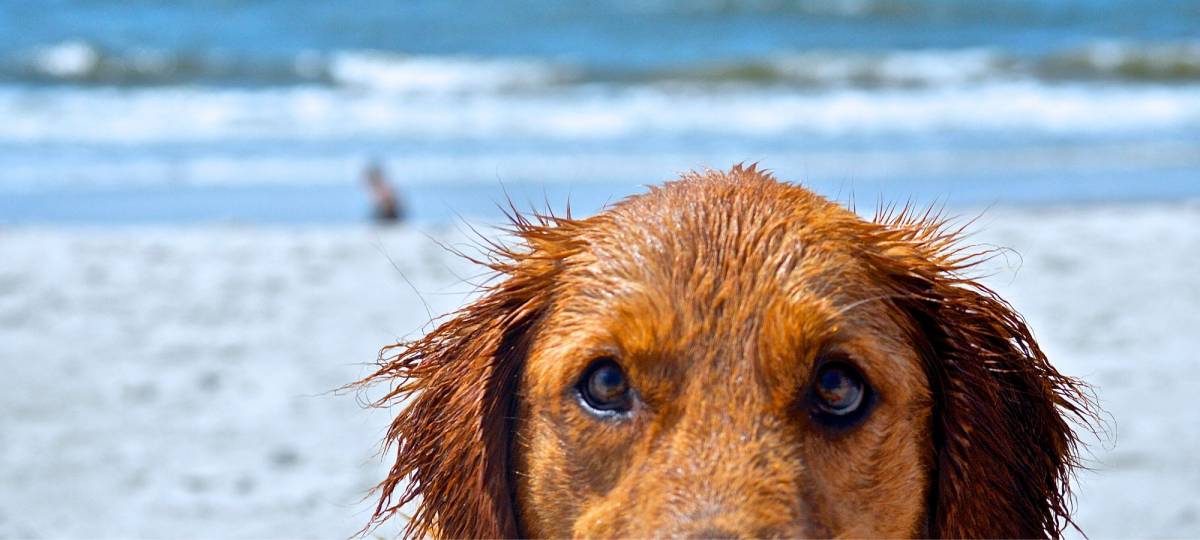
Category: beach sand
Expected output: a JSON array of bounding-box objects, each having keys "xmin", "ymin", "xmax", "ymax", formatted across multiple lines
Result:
[{"xmin": 2, "ymin": 201, "xmax": 1198, "ymax": 538}]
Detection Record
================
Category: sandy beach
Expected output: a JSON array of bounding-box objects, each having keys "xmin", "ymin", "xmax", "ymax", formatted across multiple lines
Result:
[{"xmin": 2, "ymin": 201, "xmax": 1198, "ymax": 538}]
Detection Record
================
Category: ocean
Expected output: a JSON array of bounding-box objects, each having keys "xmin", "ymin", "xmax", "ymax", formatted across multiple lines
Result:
[{"xmin": 1, "ymin": 0, "xmax": 1198, "ymax": 222}]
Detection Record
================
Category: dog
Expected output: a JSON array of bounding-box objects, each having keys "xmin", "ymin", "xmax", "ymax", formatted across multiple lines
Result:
[{"xmin": 356, "ymin": 165, "xmax": 1095, "ymax": 538}]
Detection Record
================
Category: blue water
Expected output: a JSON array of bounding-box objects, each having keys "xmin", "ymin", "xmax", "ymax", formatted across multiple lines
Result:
[{"xmin": 0, "ymin": 0, "xmax": 1198, "ymax": 224}]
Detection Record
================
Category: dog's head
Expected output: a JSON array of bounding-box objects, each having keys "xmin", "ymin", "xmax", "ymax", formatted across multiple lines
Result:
[{"xmin": 359, "ymin": 166, "xmax": 1095, "ymax": 538}]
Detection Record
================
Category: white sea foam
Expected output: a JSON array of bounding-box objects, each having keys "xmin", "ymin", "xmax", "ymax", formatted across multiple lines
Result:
[
  {"xmin": 327, "ymin": 51, "xmax": 569, "ymax": 93},
  {"xmin": 30, "ymin": 40, "xmax": 101, "ymax": 78},
  {"xmin": 1, "ymin": 82, "xmax": 1196, "ymax": 144},
  {"xmin": 763, "ymin": 48, "xmax": 1011, "ymax": 86}
]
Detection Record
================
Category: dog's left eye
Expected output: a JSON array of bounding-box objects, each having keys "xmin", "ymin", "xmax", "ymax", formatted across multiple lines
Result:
[
  {"xmin": 576, "ymin": 359, "xmax": 633, "ymax": 415},
  {"xmin": 808, "ymin": 360, "xmax": 872, "ymax": 428}
]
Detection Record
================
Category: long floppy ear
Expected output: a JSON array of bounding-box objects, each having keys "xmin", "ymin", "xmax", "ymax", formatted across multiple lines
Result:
[
  {"xmin": 868, "ymin": 209, "xmax": 1098, "ymax": 539},
  {"xmin": 354, "ymin": 213, "xmax": 586, "ymax": 539}
]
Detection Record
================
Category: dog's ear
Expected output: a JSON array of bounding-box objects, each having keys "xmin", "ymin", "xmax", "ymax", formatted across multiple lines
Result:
[
  {"xmin": 868, "ymin": 210, "xmax": 1097, "ymax": 539},
  {"xmin": 914, "ymin": 277, "xmax": 1093, "ymax": 539},
  {"xmin": 355, "ymin": 213, "xmax": 585, "ymax": 539}
]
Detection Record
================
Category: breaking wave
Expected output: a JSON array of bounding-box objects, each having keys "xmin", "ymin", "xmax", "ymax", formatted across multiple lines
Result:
[
  {"xmin": 6, "ymin": 40, "xmax": 1200, "ymax": 92},
  {"xmin": 2, "ymin": 81, "xmax": 1197, "ymax": 145}
]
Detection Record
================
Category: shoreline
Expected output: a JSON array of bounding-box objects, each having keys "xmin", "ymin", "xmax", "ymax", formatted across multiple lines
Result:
[{"xmin": 3, "ymin": 174, "xmax": 1200, "ymax": 227}]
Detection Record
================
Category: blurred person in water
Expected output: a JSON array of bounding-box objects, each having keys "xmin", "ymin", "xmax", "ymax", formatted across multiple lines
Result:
[{"xmin": 364, "ymin": 161, "xmax": 405, "ymax": 223}]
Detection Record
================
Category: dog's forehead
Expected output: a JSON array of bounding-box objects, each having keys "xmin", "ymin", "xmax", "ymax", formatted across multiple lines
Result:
[
  {"xmin": 567, "ymin": 174, "xmax": 872, "ymax": 297},
  {"xmin": 537, "ymin": 174, "xmax": 904, "ymax": 360}
]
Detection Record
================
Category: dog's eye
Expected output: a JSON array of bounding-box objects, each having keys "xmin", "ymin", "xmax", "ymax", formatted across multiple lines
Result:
[
  {"xmin": 576, "ymin": 359, "xmax": 632, "ymax": 415},
  {"xmin": 809, "ymin": 361, "xmax": 871, "ymax": 427}
]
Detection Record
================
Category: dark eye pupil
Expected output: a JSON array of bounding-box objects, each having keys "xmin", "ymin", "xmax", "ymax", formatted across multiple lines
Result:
[
  {"xmin": 580, "ymin": 360, "xmax": 631, "ymax": 412},
  {"xmin": 814, "ymin": 364, "xmax": 864, "ymax": 415},
  {"xmin": 590, "ymin": 365, "xmax": 625, "ymax": 399}
]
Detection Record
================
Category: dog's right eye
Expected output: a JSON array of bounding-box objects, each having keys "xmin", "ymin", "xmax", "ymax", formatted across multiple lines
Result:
[
  {"xmin": 576, "ymin": 359, "xmax": 633, "ymax": 415},
  {"xmin": 807, "ymin": 359, "xmax": 873, "ymax": 430}
]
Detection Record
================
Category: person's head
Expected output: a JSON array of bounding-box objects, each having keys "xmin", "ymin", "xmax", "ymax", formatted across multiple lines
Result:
[{"xmin": 365, "ymin": 162, "xmax": 386, "ymax": 187}]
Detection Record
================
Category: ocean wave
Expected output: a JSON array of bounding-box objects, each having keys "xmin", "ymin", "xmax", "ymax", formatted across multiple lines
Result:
[
  {"xmin": 6, "ymin": 40, "xmax": 1200, "ymax": 92},
  {"xmin": 619, "ymin": 49, "xmax": 1015, "ymax": 88},
  {"xmin": 1038, "ymin": 41, "xmax": 1200, "ymax": 83},
  {"xmin": 4, "ymin": 41, "xmax": 575, "ymax": 92},
  {"xmin": 326, "ymin": 51, "xmax": 572, "ymax": 93},
  {"xmin": 1, "ymin": 82, "xmax": 1197, "ymax": 144},
  {"xmin": 6, "ymin": 41, "xmax": 326, "ymax": 87},
  {"xmin": 616, "ymin": 43, "xmax": 1200, "ymax": 87}
]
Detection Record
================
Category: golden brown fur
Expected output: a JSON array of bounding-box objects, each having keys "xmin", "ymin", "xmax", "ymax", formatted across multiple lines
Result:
[{"xmin": 356, "ymin": 165, "xmax": 1096, "ymax": 538}]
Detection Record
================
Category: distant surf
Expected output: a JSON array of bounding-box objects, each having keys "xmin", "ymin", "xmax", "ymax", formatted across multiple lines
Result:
[
  {"xmin": 2, "ymin": 78, "xmax": 1198, "ymax": 146},
  {"xmin": 1, "ymin": 0, "xmax": 1197, "ymax": 223},
  {"xmin": 7, "ymin": 40, "xmax": 1200, "ymax": 89}
]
